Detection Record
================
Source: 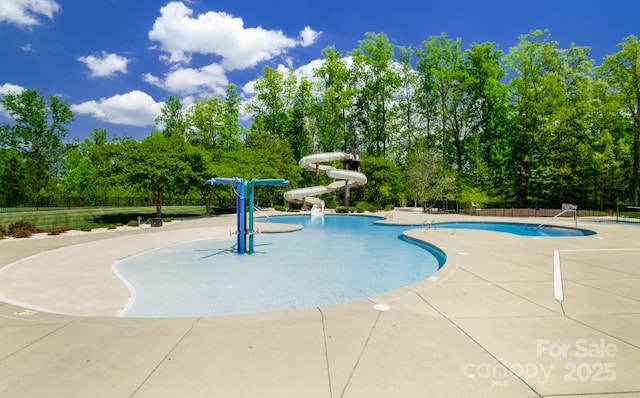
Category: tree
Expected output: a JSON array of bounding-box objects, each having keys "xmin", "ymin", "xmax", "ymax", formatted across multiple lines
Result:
[
  {"xmin": 62, "ymin": 128, "xmax": 125, "ymax": 203},
  {"xmin": 313, "ymin": 46, "xmax": 354, "ymax": 152},
  {"xmin": 117, "ymin": 134, "xmax": 206, "ymax": 218},
  {"xmin": 187, "ymin": 96, "xmax": 226, "ymax": 150},
  {"xmin": 505, "ymin": 30, "xmax": 565, "ymax": 206},
  {"xmin": 246, "ymin": 66, "xmax": 295, "ymax": 139},
  {"xmin": 405, "ymin": 148, "xmax": 455, "ymax": 207},
  {"xmin": 0, "ymin": 149, "xmax": 27, "ymax": 207},
  {"xmin": 392, "ymin": 46, "xmax": 422, "ymax": 163},
  {"xmin": 416, "ymin": 33, "xmax": 465, "ymax": 168},
  {"xmin": 464, "ymin": 42, "xmax": 512, "ymax": 198},
  {"xmin": 155, "ymin": 95, "xmax": 188, "ymax": 139},
  {"xmin": 599, "ymin": 35, "xmax": 640, "ymax": 205},
  {"xmin": 0, "ymin": 89, "xmax": 73, "ymax": 201},
  {"xmin": 361, "ymin": 156, "xmax": 404, "ymax": 206},
  {"xmin": 349, "ymin": 32, "xmax": 401, "ymax": 158},
  {"xmin": 286, "ymin": 78, "xmax": 314, "ymax": 160},
  {"xmin": 221, "ymin": 84, "xmax": 243, "ymax": 150},
  {"xmin": 187, "ymin": 86, "xmax": 243, "ymax": 151}
]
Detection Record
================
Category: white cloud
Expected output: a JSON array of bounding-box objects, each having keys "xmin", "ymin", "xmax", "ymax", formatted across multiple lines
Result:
[
  {"xmin": 0, "ymin": 82, "xmax": 26, "ymax": 95},
  {"xmin": 143, "ymin": 63, "xmax": 228, "ymax": 96},
  {"xmin": 77, "ymin": 51, "xmax": 129, "ymax": 78},
  {"xmin": 0, "ymin": 0, "xmax": 60, "ymax": 27},
  {"xmin": 240, "ymin": 58, "xmax": 324, "ymax": 97},
  {"xmin": 295, "ymin": 58, "xmax": 325, "ymax": 82},
  {"xmin": 70, "ymin": 91, "xmax": 163, "ymax": 127},
  {"xmin": 21, "ymin": 43, "xmax": 33, "ymax": 51},
  {"xmin": 0, "ymin": 83, "xmax": 26, "ymax": 117},
  {"xmin": 299, "ymin": 26, "xmax": 321, "ymax": 47},
  {"xmin": 148, "ymin": 1, "xmax": 317, "ymax": 71}
]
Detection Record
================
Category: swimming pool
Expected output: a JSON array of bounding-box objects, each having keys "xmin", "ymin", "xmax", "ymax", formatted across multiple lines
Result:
[
  {"xmin": 116, "ymin": 214, "xmax": 444, "ymax": 318},
  {"xmin": 116, "ymin": 215, "xmax": 595, "ymax": 318},
  {"xmin": 433, "ymin": 221, "xmax": 596, "ymax": 237}
]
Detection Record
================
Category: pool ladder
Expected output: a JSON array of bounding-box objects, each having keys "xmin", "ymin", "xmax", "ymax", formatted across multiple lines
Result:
[{"xmin": 422, "ymin": 220, "xmax": 437, "ymax": 230}]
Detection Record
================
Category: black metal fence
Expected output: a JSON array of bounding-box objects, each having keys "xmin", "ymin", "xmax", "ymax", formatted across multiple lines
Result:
[
  {"xmin": 0, "ymin": 196, "xmax": 205, "ymax": 213},
  {"xmin": 459, "ymin": 206, "xmax": 640, "ymax": 224}
]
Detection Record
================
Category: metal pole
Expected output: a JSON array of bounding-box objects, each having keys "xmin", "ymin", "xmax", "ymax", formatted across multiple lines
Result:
[
  {"xmin": 247, "ymin": 180, "xmax": 255, "ymax": 254},
  {"xmin": 237, "ymin": 180, "xmax": 246, "ymax": 254}
]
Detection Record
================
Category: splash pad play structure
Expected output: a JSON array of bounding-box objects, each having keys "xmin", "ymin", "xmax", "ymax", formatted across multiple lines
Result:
[
  {"xmin": 284, "ymin": 152, "xmax": 367, "ymax": 210},
  {"xmin": 204, "ymin": 177, "xmax": 289, "ymax": 254}
]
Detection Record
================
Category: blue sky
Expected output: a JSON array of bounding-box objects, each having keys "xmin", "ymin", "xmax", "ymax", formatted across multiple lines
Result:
[{"xmin": 1, "ymin": 0, "xmax": 638, "ymax": 141}]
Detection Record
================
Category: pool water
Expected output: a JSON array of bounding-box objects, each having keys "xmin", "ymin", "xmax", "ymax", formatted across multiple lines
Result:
[
  {"xmin": 117, "ymin": 215, "xmax": 444, "ymax": 318},
  {"xmin": 433, "ymin": 221, "xmax": 596, "ymax": 237},
  {"xmin": 116, "ymin": 215, "xmax": 595, "ymax": 318}
]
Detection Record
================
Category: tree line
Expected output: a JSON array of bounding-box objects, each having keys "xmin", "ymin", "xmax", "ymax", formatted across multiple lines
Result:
[{"xmin": 1, "ymin": 29, "xmax": 639, "ymax": 214}]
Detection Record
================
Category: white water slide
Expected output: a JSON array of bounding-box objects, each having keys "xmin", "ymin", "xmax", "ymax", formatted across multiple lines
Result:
[{"xmin": 284, "ymin": 152, "xmax": 367, "ymax": 209}]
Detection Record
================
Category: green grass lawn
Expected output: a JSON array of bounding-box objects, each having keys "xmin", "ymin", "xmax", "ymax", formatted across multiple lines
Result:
[{"xmin": 0, "ymin": 206, "xmax": 209, "ymax": 231}]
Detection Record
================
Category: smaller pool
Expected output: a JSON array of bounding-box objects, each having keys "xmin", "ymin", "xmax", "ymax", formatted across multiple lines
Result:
[{"xmin": 432, "ymin": 221, "xmax": 595, "ymax": 237}]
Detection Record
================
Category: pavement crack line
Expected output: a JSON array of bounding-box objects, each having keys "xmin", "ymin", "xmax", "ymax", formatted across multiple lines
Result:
[
  {"xmin": 129, "ymin": 317, "xmax": 202, "ymax": 398},
  {"xmin": 0, "ymin": 319, "xmax": 78, "ymax": 362},
  {"xmin": 339, "ymin": 310, "xmax": 382, "ymax": 398},
  {"xmin": 316, "ymin": 307, "xmax": 333, "ymax": 398},
  {"xmin": 412, "ymin": 290, "xmax": 543, "ymax": 397}
]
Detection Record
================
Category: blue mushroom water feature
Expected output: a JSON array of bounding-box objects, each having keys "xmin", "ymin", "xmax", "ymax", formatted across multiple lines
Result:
[{"xmin": 204, "ymin": 177, "xmax": 289, "ymax": 254}]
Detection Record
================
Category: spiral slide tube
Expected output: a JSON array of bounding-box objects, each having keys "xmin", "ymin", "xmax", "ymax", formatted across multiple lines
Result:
[{"xmin": 283, "ymin": 152, "xmax": 367, "ymax": 209}]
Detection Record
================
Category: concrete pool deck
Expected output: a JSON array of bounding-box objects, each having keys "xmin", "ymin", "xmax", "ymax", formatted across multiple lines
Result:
[{"xmin": 0, "ymin": 209, "xmax": 639, "ymax": 397}]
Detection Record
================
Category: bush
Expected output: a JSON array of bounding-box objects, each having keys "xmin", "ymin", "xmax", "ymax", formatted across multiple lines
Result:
[
  {"xmin": 335, "ymin": 206, "xmax": 349, "ymax": 213},
  {"xmin": 325, "ymin": 199, "xmax": 341, "ymax": 209},
  {"xmin": 355, "ymin": 201, "xmax": 380, "ymax": 213},
  {"xmin": 48, "ymin": 226, "xmax": 70, "ymax": 236},
  {"xmin": 12, "ymin": 228, "xmax": 33, "ymax": 238},
  {"xmin": 107, "ymin": 224, "xmax": 117, "ymax": 230},
  {"xmin": 384, "ymin": 204, "xmax": 395, "ymax": 211},
  {"xmin": 274, "ymin": 205, "xmax": 287, "ymax": 212},
  {"xmin": 80, "ymin": 225, "xmax": 93, "ymax": 232},
  {"xmin": 163, "ymin": 217, "xmax": 173, "ymax": 223},
  {"xmin": 0, "ymin": 224, "xmax": 7, "ymax": 239},
  {"xmin": 127, "ymin": 220, "xmax": 139, "ymax": 227},
  {"xmin": 9, "ymin": 220, "xmax": 42, "ymax": 235}
]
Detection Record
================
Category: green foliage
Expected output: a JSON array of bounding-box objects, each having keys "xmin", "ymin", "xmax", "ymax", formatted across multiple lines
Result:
[
  {"xmin": 384, "ymin": 204, "xmax": 395, "ymax": 211},
  {"xmin": 0, "ymin": 89, "xmax": 73, "ymax": 203},
  {"xmin": 107, "ymin": 224, "xmax": 117, "ymax": 230},
  {"xmin": 335, "ymin": 206, "xmax": 349, "ymax": 213},
  {"xmin": 599, "ymin": 35, "xmax": 640, "ymax": 205},
  {"xmin": 355, "ymin": 201, "xmax": 380, "ymax": 212},
  {"xmin": 349, "ymin": 32, "xmax": 401, "ymax": 157},
  {"xmin": 457, "ymin": 187, "xmax": 490, "ymax": 208},
  {"xmin": 361, "ymin": 156, "xmax": 404, "ymax": 206},
  {"xmin": 187, "ymin": 88, "xmax": 243, "ymax": 151},
  {"xmin": 325, "ymin": 199, "xmax": 341, "ymax": 209},
  {"xmin": 405, "ymin": 148, "xmax": 455, "ymax": 206},
  {"xmin": 127, "ymin": 220, "xmax": 139, "ymax": 227},
  {"xmin": 0, "ymin": 224, "xmax": 7, "ymax": 238},
  {"xmin": 2, "ymin": 31, "xmax": 639, "ymax": 211},
  {"xmin": 0, "ymin": 206, "xmax": 205, "ymax": 231},
  {"xmin": 155, "ymin": 96, "xmax": 188, "ymax": 139},
  {"xmin": 117, "ymin": 134, "xmax": 206, "ymax": 218}
]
